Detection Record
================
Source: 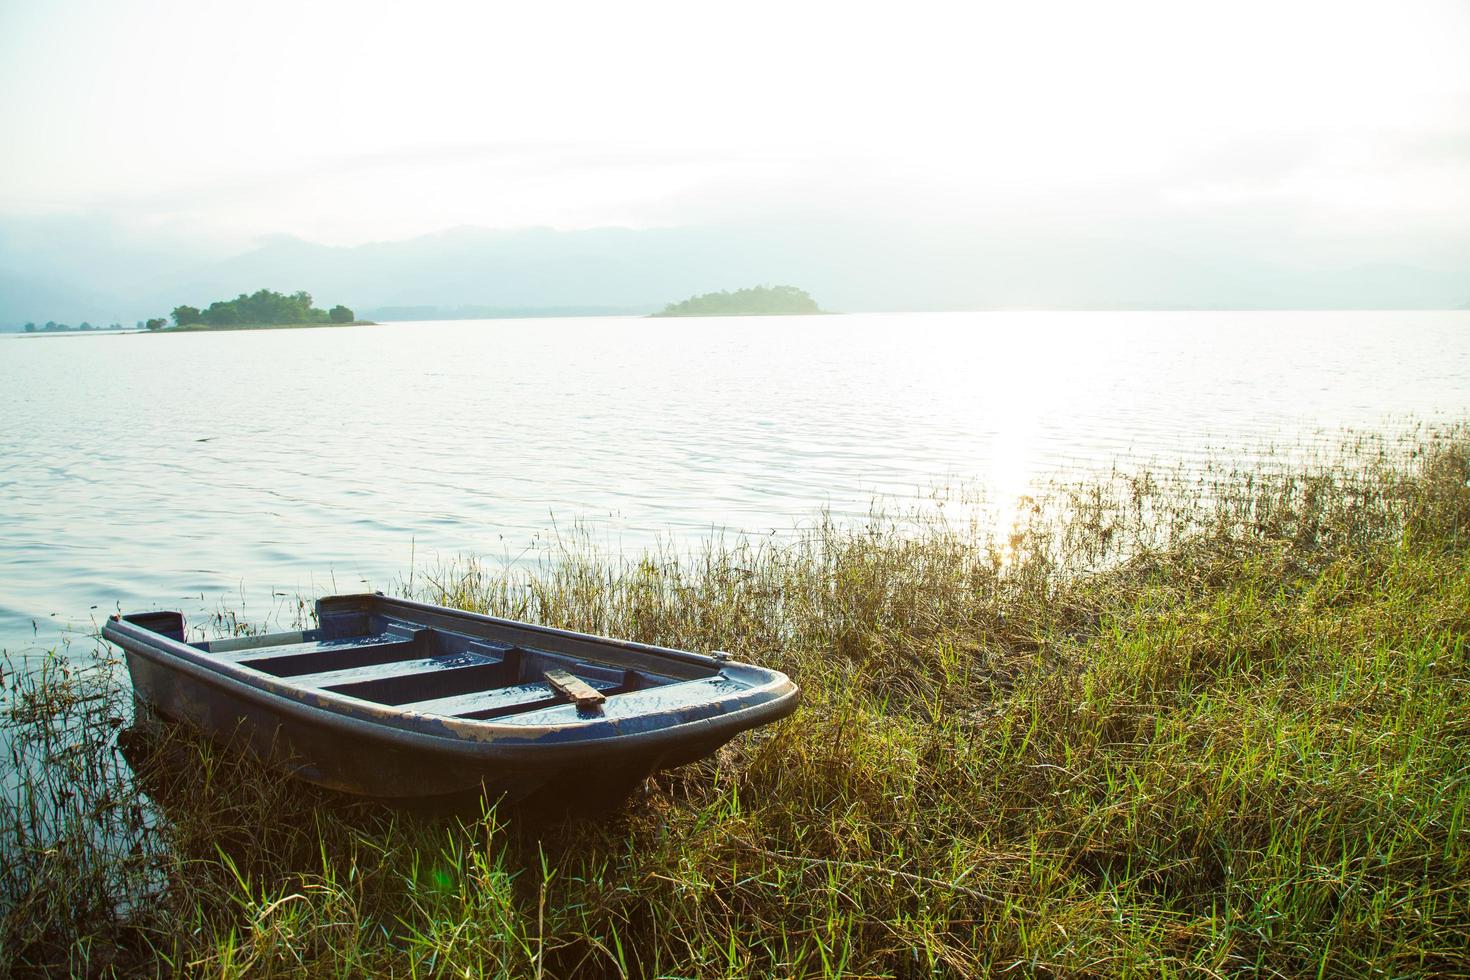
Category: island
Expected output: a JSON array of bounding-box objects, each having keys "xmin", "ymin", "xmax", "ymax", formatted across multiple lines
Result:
[
  {"xmin": 150, "ymin": 289, "xmax": 372, "ymax": 332},
  {"xmin": 651, "ymin": 284, "xmax": 822, "ymax": 317}
]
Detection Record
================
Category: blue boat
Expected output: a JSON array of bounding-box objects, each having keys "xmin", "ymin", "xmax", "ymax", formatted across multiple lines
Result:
[{"xmin": 102, "ymin": 593, "xmax": 799, "ymax": 805}]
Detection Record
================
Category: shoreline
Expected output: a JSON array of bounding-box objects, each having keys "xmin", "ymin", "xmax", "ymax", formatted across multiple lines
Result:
[
  {"xmin": 647, "ymin": 309, "xmax": 831, "ymax": 318},
  {"xmin": 150, "ymin": 320, "xmax": 377, "ymax": 334},
  {"xmin": 13, "ymin": 320, "xmax": 378, "ymax": 337},
  {"xmin": 4, "ymin": 424, "xmax": 1467, "ymax": 975},
  {"xmin": 15, "ymin": 330, "xmax": 133, "ymax": 339},
  {"xmin": 8, "ymin": 307, "xmax": 1470, "ymax": 337}
]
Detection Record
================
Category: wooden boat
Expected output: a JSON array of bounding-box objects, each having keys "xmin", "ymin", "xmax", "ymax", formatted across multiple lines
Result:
[{"xmin": 102, "ymin": 593, "xmax": 799, "ymax": 805}]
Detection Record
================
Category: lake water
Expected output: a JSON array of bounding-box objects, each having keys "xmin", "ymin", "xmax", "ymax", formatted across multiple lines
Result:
[{"xmin": 3, "ymin": 311, "xmax": 1468, "ymax": 658}]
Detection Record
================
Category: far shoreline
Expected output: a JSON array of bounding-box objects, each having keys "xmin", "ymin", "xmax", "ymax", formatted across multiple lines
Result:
[
  {"xmin": 148, "ymin": 320, "xmax": 377, "ymax": 334},
  {"xmin": 14, "ymin": 320, "xmax": 378, "ymax": 338},
  {"xmin": 647, "ymin": 310, "xmax": 832, "ymax": 318},
  {"xmin": 9, "ymin": 307, "xmax": 1470, "ymax": 337}
]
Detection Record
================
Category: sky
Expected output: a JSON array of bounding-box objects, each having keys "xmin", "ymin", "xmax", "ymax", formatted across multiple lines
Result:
[{"xmin": 2, "ymin": 0, "xmax": 1469, "ymax": 265}]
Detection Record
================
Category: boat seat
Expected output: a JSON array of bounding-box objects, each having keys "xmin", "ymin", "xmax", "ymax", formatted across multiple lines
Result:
[
  {"xmin": 281, "ymin": 648, "xmax": 521, "ymax": 704},
  {"xmin": 400, "ymin": 675, "xmax": 621, "ymax": 720},
  {"xmin": 206, "ymin": 624, "xmax": 422, "ymax": 657},
  {"xmin": 217, "ymin": 632, "xmax": 431, "ymax": 677}
]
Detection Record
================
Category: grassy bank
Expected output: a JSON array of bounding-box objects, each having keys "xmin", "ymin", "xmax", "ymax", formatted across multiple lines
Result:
[{"xmin": 3, "ymin": 427, "xmax": 1468, "ymax": 977}]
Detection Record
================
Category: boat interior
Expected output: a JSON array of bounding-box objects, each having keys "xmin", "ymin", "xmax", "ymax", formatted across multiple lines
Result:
[{"xmin": 123, "ymin": 608, "xmax": 709, "ymax": 722}]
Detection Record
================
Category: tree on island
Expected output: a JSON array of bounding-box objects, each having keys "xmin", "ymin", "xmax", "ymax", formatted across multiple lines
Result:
[
  {"xmin": 653, "ymin": 284, "xmax": 822, "ymax": 317},
  {"xmin": 23, "ymin": 322, "xmax": 35, "ymax": 332},
  {"xmin": 196, "ymin": 289, "xmax": 330, "ymax": 327},
  {"xmin": 158, "ymin": 289, "xmax": 355, "ymax": 328},
  {"xmin": 145, "ymin": 318, "xmax": 166, "ymax": 331}
]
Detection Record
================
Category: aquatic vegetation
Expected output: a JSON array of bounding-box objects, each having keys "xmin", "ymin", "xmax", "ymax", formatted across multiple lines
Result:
[{"xmin": 3, "ymin": 425, "xmax": 1468, "ymax": 977}]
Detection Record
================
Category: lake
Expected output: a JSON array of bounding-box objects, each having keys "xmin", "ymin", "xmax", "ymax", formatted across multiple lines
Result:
[{"xmin": 3, "ymin": 310, "xmax": 1468, "ymax": 658}]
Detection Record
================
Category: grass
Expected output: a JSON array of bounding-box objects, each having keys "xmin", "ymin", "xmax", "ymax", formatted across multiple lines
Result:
[{"xmin": 3, "ymin": 424, "xmax": 1469, "ymax": 977}]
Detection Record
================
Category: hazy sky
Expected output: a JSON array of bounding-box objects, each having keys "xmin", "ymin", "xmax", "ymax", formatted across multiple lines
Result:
[{"xmin": 2, "ymin": 0, "xmax": 1469, "ymax": 254}]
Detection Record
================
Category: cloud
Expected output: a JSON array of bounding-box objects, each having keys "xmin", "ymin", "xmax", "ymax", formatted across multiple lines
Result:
[{"xmin": 1, "ymin": 0, "xmax": 1467, "ymax": 269}]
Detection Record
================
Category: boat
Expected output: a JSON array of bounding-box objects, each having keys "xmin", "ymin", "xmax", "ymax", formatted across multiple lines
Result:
[{"xmin": 101, "ymin": 592, "xmax": 800, "ymax": 805}]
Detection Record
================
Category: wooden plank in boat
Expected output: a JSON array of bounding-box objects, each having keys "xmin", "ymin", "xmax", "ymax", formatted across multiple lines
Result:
[
  {"xmin": 545, "ymin": 668, "xmax": 607, "ymax": 709},
  {"xmin": 403, "ymin": 676, "xmax": 619, "ymax": 719}
]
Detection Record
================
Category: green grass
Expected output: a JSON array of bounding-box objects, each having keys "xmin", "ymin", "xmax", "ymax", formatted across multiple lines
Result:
[{"xmin": 3, "ymin": 425, "xmax": 1468, "ymax": 977}]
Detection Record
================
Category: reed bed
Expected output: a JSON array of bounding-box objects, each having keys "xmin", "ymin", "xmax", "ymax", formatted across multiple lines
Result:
[{"xmin": 2, "ymin": 425, "xmax": 1468, "ymax": 978}]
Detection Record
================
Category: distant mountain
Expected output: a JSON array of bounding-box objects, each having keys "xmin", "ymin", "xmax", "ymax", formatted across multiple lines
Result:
[
  {"xmin": 134, "ymin": 225, "xmax": 1470, "ymax": 317},
  {"xmin": 0, "ymin": 267, "xmax": 125, "ymax": 329},
  {"xmin": 1, "ymin": 219, "xmax": 1467, "ymax": 329},
  {"xmin": 133, "ymin": 226, "xmax": 803, "ymax": 315},
  {"xmin": 1296, "ymin": 263, "xmax": 1470, "ymax": 311}
]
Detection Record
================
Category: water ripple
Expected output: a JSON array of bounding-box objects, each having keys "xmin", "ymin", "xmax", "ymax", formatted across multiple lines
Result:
[{"xmin": 3, "ymin": 310, "xmax": 1469, "ymax": 654}]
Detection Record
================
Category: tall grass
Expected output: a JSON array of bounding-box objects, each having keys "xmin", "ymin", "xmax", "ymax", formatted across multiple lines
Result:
[{"xmin": 3, "ymin": 425, "xmax": 1468, "ymax": 977}]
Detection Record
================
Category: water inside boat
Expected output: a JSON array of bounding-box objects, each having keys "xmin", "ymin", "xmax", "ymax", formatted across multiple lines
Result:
[{"xmin": 174, "ymin": 606, "xmax": 710, "ymax": 725}]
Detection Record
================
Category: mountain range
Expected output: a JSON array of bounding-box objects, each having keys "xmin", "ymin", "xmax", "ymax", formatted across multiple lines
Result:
[{"xmin": 1, "ymin": 221, "xmax": 1466, "ymax": 328}]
